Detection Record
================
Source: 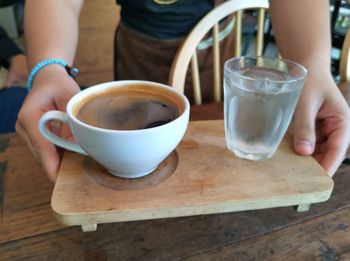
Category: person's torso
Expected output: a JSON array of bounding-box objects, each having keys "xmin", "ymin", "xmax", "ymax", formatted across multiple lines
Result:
[{"xmin": 116, "ymin": 0, "xmax": 214, "ymax": 39}]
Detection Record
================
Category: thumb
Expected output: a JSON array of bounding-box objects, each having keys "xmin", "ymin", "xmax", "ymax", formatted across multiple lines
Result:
[{"xmin": 292, "ymin": 104, "xmax": 317, "ymax": 156}]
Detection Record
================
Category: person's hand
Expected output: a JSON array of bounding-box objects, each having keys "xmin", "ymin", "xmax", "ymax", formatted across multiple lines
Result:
[
  {"xmin": 291, "ymin": 69, "xmax": 350, "ymax": 176},
  {"xmin": 3, "ymin": 54, "xmax": 28, "ymax": 88},
  {"xmin": 16, "ymin": 66, "xmax": 81, "ymax": 182}
]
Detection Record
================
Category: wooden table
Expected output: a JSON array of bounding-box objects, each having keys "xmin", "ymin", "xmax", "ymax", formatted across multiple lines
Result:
[{"xmin": 1, "ymin": 103, "xmax": 350, "ymax": 260}]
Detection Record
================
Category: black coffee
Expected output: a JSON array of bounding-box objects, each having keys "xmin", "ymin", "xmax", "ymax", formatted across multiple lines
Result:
[{"xmin": 75, "ymin": 85, "xmax": 180, "ymax": 130}]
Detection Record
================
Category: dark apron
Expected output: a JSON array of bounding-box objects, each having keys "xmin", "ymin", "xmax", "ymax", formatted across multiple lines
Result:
[{"xmin": 114, "ymin": 5, "xmax": 234, "ymax": 103}]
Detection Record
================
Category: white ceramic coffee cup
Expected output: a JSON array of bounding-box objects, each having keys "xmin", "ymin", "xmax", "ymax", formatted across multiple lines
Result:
[{"xmin": 39, "ymin": 80, "xmax": 190, "ymax": 178}]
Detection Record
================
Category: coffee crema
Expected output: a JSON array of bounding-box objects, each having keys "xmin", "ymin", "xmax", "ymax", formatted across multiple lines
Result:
[{"xmin": 75, "ymin": 85, "xmax": 182, "ymax": 130}]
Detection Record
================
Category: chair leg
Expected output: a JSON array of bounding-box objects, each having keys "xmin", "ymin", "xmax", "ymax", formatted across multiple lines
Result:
[
  {"xmin": 81, "ymin": 224, "xmax": 97, "ymax": 232},
  {"xmin": 296, "ymin": 204, "xmax": 311, "ymax": 212}
]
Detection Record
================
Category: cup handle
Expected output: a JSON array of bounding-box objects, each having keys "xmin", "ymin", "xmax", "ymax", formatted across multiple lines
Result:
[{"xmin": 39, "ymin": 111, "xmax": 88, "ymax": 156}]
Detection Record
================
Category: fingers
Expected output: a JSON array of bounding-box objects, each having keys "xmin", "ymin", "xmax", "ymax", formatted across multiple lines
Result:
[
  {"xmin": 290, "ymin": 70, "xmax": 350, "ymax": 176},
  {"xmin": 292, "ymin": 101, "xmax": 318, "ymax": 156},
  {"xmin": 293, "ymin": 124, "xmax": 315, "ymax": 155},
  {"xmin": 14, "ymin": 69, "xmax": 80, "ymax": 182},
  {"xmin": 318, "ymin": 120, "xmax": 350, "ymax": 176},
  {"xmin": 16, "ymin": 109, "xmax": 60, "ymax": 182},
  {"xmin": 16, "ymin": 88, "xmax": 60, "ymax": 181}
]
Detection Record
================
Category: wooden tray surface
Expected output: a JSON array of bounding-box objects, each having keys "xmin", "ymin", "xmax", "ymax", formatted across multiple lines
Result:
[{"xmin": 52, "ymin": 120, "xmax": 333, "ymax": 228}]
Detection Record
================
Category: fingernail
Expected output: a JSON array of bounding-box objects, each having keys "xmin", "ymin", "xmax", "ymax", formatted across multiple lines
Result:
[{"xmin": 297, "ymin": 140, "xmax": 313, "ymax": 154}]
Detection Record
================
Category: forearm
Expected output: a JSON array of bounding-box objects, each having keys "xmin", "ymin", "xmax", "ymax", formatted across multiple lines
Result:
[
  {"xmin": 269, "ymin": 0, "xmax": 331, "ymax": 74},
  {"xmin": 24, "ymin": 0, "xmax": 84, "ymax": 69}
]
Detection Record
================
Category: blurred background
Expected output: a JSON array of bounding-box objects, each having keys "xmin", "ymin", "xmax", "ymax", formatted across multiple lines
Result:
[{"xmin": 0, "ymin": 0, "xmax": 349, "ymax": 87}]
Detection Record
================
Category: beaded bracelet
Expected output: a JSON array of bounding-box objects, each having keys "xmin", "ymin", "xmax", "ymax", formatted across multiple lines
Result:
[{"xmin": 26, "ymin": 59, "xmax": 79, "ymax": 91}]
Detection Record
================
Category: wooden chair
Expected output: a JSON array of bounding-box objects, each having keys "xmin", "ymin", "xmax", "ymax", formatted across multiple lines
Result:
[
  {"xmin": 168, "ymin": 0, "xmax": 269, "ymax": 105},
  {"xmin": 340, "ymin": 28, "xmax": 350, "ymax": 85},
  {"xmin": 339, "ymin": 28, "xmax": 350, "ymax": 105}
]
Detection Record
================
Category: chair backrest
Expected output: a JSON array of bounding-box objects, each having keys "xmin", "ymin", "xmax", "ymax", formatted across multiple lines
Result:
[
  {"xmin": 340, "ymin": 28, "xmax": 350, "ymax": 84},
  {"xmin": 168, "ymin": 0, "xmax": 269, "ymax": 105}
]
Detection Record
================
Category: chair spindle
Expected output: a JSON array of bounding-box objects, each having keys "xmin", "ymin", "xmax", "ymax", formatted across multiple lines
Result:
[
  {"xmin": 256, "ymin": 8, "xmax": 265, "ymax": 56},
  {"xmin": 213, "ymin": 23, "xmax": 221, "ymax": 102},
  {"xmin": 234, "ymin": 10, "xmax": 243, "ymax": 57},
  {"xmin": 191, "ymin": 52, "xmax": 202, "ymax": 105}
]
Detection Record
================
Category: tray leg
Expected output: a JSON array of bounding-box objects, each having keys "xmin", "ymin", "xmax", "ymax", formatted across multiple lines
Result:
[
  {"xmin": 296, "ymin": 204, "xmax": 311, "ymax": 212},
  {"xmin": 81, "ymin": 224, "xmax": 97, "ymax": 232}
]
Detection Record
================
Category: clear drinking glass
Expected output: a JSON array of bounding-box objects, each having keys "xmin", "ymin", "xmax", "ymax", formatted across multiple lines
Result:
[{"xmin": 224, "ymin": 56, "xmax": 307, "ymax": 161}]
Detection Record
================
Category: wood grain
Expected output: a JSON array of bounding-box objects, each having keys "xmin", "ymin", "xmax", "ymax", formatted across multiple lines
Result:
[
  {"xmin": 190, "ymin": 102, "xmax": 223, "ymax": 121},
  {"xmin": 186, "ymin": 203, "xmax": 350, "ymax": 260},
  {"xmin": 0, "ymin": 0, "xmax": 348, "ymax": 257},
  {"xmin": 75, "ymin": 30, "xmax": 116, "ymax": 74},
  {"xmin": 85, "ymin": 151, "xmax": 178, "ymax": 191},
  {"xmin": 0, "ymin": 107, "xmax": 349, "ymax": 259},
  {"xmin": 0, "ymin": 166, "xmax": 349, "ymax": 260},
  {"xmin": 52, "ymin": 120, "xmax": 333, "ymax": 228},
  {"xmin": 74, "ymin": 72, "xmax": 114, "ymax": 88},
  {"xmin": 74, "ymin": 0, "xmax": 119, "ymax": 86},
  {"xmin": 79, "ymin": 0, "xmax": 120, "ymax": 30},
  {"xmin": 0, "ymin": 135, "xmax": 64, "ymax": 244}
]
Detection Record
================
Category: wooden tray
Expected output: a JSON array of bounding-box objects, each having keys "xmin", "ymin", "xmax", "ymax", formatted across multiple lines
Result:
[{"xmin": 52, "ymin": 120, "xmax": 334, "ymax": 232}]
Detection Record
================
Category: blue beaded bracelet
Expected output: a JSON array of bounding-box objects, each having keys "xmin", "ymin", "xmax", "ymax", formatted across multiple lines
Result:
[{"xmin": 26, "ymin": 59, "xmax": 79, "ymax": 91}]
